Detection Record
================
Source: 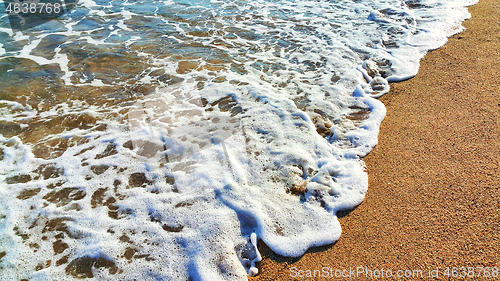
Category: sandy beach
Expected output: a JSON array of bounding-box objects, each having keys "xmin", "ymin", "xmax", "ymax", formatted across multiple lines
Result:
[{"xmin": 251, "ymin": 0, "xmax": 500, "ymax": 279}]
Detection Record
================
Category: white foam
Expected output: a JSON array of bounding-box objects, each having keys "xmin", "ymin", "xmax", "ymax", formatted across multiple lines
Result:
[{"xmin": 0, "ymin": 0, "xmax": 478, "ymax": 280}]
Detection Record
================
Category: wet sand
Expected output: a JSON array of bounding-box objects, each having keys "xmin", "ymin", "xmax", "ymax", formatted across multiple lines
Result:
[{"xmin": 251, "ymin": 0, "xmax": 500, "ymax": 279}]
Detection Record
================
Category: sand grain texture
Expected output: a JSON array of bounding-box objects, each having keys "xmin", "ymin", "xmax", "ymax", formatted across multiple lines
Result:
[{"xmin": 251, "ymin": 0, "xmax": 500, "ymax": 279}]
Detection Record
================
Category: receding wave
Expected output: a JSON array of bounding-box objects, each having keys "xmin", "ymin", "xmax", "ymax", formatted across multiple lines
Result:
[{"xmin": 0, "ymin": 0, "xmax": 476, "ymax": 279}]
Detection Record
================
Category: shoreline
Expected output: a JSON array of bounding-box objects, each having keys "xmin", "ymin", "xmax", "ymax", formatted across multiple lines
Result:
[{"xmin": 251, "ymin": 0, "xmax": 500, "ymax": 279}]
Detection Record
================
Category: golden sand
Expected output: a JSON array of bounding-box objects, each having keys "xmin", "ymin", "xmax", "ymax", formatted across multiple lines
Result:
[{"xmin": 251, "ymin": 0, "xmax": 500, "ymax": 279}]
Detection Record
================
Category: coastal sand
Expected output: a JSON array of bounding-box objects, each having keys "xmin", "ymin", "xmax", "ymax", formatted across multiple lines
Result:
[{"xmin": 251, "ymin": 0, "xmax": 500, "ymax": 279}]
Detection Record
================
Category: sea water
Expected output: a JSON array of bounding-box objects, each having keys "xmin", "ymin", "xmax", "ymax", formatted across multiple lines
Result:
[{"xmin": 0, "ymin": 0, "xmax": 476, "ymax": 279}]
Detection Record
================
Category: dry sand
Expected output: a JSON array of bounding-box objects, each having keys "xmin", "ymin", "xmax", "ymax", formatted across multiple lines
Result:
[{"xmin": 251, "ymin": 0, "xmax": 500, "ymax": 279}]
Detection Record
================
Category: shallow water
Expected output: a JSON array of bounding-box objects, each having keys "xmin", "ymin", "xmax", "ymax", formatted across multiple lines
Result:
[{"xmin": 0, "ymin": 0, "xmax": 476, "ymax": 279}]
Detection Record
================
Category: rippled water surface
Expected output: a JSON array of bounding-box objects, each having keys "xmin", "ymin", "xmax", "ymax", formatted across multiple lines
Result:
[{"xmin": 0, "ymin": 0, "xmax": 476, "ymax": 279}]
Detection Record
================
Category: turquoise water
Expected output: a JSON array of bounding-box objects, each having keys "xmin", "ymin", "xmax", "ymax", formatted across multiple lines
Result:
[{"xmin": 0, "ymin": 0, "xmax": 476, "ymax": 279}]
